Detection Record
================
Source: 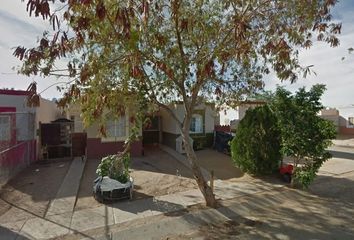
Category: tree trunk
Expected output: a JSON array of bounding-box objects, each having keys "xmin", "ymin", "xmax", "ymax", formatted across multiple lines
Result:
[
  {"xmin": 181, "ymin": 129, "xmax": 217, "ymax": 208},
  {"xmin": 290, "ymin": 158, "xmax": 299, "ymax": 188}
]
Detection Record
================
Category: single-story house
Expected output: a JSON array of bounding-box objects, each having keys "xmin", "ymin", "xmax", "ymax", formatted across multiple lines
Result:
[
  {"xmin": 66, "ymin": 102, "xmax": 220, "ymax": 157},
  {"xmin": 320, "ymin": 108, "xmax": 354, "ymax": 135},
  {"xmin": 237, "ymin": 100, "xmax": 267, "ymax": 120},
  {"xmin": 219, "ymin": 100, "xmax": 266, "ymax": 131},
  {"xmin": 0, "ymin": 89, "xmax": 60, "ymax": 186},
  {"xmin": 66, "ymin": 104, "xmax": 143, "ymax": 159}
]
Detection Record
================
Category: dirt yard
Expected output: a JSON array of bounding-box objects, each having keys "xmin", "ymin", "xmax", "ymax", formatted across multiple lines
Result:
[
  {"xmin": 195, "ymin": 149, "xmax": 243, "ymax": 180},
  {"xmin": 0, "ymin": 158, "xmax": 71, "ymax": 221},
  {"xmin": 75, "ymin": 146, "xmax": 198, "ymax": 211}
]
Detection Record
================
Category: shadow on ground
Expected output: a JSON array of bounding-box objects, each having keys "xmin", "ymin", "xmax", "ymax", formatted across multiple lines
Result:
[
  {"xmin": 0, "ymin": 226, "xmax": 30, "ymax": 240},
  {"xmin": 110, "ymin": 196, "xmax": 187, "ymax": 217},
  {"xmin": 132, "ymin": 146, "xmax": 194, "ymax": 178},
  {"xmin": 328, "ymin": 150, "xmax": 354, "ymax": 160},
  {"xmin": 195, "ymin": 148, "xmax": 244, "ymax": 180},
  {"xmin": 170, "ymin": 186, "xmax": 354, "ymax": 240},
  {"xmin": 0, "ymin": 158, "xmax": 72, "ymax": 217},
  {"xmin": 308, "ymin": 173, "xmax": 354, "ymax": 203},
  {"xmin": 75, "ymin": 146, "xmax": 198, "ymax": 210}
]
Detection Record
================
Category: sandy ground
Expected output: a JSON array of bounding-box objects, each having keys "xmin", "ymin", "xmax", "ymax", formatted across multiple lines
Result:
[
  {"xmin": 75, "ymin": 146, "xmax": 198, "ymax": 211},
  {"xmin": 195, "ymin": 149, "xmax": 244, "ymax": 180},
  {"xmin": 0, "ymin": 159, "xmax": 71, "ymax": 220}
]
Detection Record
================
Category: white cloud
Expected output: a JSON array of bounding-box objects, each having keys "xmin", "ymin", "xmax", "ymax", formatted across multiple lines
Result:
[
  {"xmin": 264, "ymin": 2, "xmax": 354, "ymax": 110},
  {"xmin": 0, "ymin": 1, "xmax": 70, "ymax": 99}
]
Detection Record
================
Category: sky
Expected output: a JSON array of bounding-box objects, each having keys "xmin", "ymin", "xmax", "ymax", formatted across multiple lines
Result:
[{"xmin": 0, "ymin": 1, "xmax": 353, "ymax": 118}]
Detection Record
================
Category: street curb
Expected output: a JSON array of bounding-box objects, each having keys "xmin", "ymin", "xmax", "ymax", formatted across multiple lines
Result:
[{"xmin": 331, "ymin": 144, "xmax": 354, "ymax": 149}]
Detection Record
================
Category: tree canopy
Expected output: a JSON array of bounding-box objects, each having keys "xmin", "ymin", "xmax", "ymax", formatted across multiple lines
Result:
[
  {"xmin": 15, "ymin": 1, "xmax": 341, "ymax": 113},
  {"xmin": 15, "ymin": 0, "xmax": 341, "ymax": 207},
  {"xmin": 272, "ymin": 84, "xmax": 336, "ymax": 187}
]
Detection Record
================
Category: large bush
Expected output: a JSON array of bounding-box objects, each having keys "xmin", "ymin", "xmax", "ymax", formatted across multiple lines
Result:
[
  {"xmin": 231, "ymin": 105, "xmax": 281, "ymax": 175},
  {"xmin": 272, "ymin": 85, "xmax": 336, "ymax": 188}
]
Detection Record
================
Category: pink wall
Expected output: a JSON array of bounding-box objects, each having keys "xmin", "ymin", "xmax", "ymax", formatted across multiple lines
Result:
[
  {"xmin": 86, "ymin": 138, "xmax": 143, "ymax": 159},
  {"xmin": 0, "ymin": 89, "xmax": 30, "ymax": 96},
  {"xmin": 214, "ymin": 125, "xmax": 231, "ymax": 133},
  {"xmin": 339, "ymin": 126, "xmax": 354, "ymax": 135},
  {"xmin": 0, "ymin": 140, "xmax": 36, "ymax": 187}
]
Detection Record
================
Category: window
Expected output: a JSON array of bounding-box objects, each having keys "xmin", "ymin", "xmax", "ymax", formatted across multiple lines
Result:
[
  {"xmin": 104, "ymin": 116, "xmax": 126, "ymax": 141},
  {"xmin": 190, "ymin": 114, "xmax": 203, "ymax": 133},
  {"xmin": 0, "ymin": 116, "xmax": 10, "ymax": 141},
  {"xmin": 348, "ymin": 117, "xmax": 354, "ymax": 128}
]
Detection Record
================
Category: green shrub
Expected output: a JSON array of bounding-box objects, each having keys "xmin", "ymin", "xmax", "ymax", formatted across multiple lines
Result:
[
  {"xmin": 96, "ymin": 153, "xmax": 131, "ymax": 183},
  {"xmin": 231, "ymin": 105, "xmax": 281, "ymax": 175},
  {"xmin": 96, "ymin": 155, "xmax": 113, "ymax": 177},
  {"xmin": 272, "ymin": 85, "xmax": 336, "ymax": 187}
]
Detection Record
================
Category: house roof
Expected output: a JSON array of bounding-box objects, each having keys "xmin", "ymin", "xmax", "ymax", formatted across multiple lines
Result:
[
  {"xmin": 52, "ymin": 118, "xmax": 73, "ymax": 123},
  {"xmin": 0, "ymin": 89, "xmax": 31, "ymax": 96}
]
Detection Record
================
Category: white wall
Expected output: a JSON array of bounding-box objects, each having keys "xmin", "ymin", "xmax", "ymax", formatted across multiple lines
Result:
[
  {"xmin": 0, "ymin": 94, "xmax": 36, "ymax": 140},
  {"xmin": 0, "ymin": 94, "xmax": 35, "ymax": 113}
]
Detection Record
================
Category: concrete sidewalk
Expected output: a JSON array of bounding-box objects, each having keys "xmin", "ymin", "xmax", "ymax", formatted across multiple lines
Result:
[
  {"xmin": 0, "ymin": 175, "xmax": 283, "ymax": 240},
  {"xmin": 332, "ymin": 136, "xmax": 354, "ymax": 148},
  {"xmin": 2, "ymin": 145, "xmax": 354, "ymax": 239},
  {"xmin": 46, "ymin": 157, "xmax": 86, "ymax": 216},
  {"xmin": 0, "ymin": 157, "xmax": 87, "ymax": 240}
]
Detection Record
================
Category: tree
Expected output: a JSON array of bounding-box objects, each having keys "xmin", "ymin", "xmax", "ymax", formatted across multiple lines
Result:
[
  {"xmin": 271, "ymin": 85, "xmax": 336, "ymax": 187},
  {"xmin": 231, "ymin": 105, "xmax": 281, "ymax": 175},
  {"xmin": 14, "ymin": 0, "xmax": 341, "ymax": 207}
]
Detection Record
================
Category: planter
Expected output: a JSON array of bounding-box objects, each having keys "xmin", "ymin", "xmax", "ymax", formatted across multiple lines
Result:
[{"xmin": 93, "ymin": 176, "xmax": 133, "ymax": 202}]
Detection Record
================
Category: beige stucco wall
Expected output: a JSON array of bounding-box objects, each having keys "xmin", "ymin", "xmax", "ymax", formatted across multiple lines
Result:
[
  {"xmin": 205, "ymin": 104, "xmax": 218, "ymax": 133},
  {"xmin": 36, "ymin": 98, "xmax": 61, "ymax": 125},
  {"xmin": 160, "ymin": 105, "xmax": 179, "ymax": 134},
  {"xmin": 319, "ymin": 109, "xmax": 340, "ymax": 130},
  {"xmin": 237, "ymin": 104, "xmax": 263, "ymax": 120},
  {"xmin": 67, "ymin": 104, "xmax": 141, "ymax": 140},
  {"xmin": 161, "ymin": 103, "xmax": 217, "ymax": 134},
  {"xmin": 320, "ymin": 109, "xmax": 339, "ymax": 116}
]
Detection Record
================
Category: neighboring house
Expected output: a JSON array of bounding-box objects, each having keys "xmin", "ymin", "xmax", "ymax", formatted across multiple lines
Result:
[
  {"xmin": 237, "ymin": 100, "xmax": 266, "ymax": 120},
  {"xmin": 218, "ymin": 100, "xmax": 266, "ymax": 131},
  {"xmin": 67, "ymin": 104, "xmax": 143, "ymax": 159},
  {"xmin": 0, "ymin": 89, "xmax": 60, "ymax": 187},
  {"xmin": 320, "ymin": 107, "xmax": 354, "ymax": 135},
  {"xmin": 159, "ymin": 103, "xmax": 219, "ymax": 152}
]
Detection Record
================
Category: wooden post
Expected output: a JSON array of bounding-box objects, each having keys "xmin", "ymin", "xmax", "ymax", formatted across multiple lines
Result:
[{"xmin": 210, "ymin": 170, "xmax": 214, "ymax": 192}]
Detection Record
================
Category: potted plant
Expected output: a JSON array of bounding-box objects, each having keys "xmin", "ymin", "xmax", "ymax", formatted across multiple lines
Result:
[{"xmin": 93, "ymin": 152, "xmax": 133, "ymax": 202}]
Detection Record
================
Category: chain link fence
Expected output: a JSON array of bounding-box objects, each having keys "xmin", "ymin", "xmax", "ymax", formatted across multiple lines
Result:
[{"xmin": 0, "ymin": 112, "xmax": 36, "ymax": 187}]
